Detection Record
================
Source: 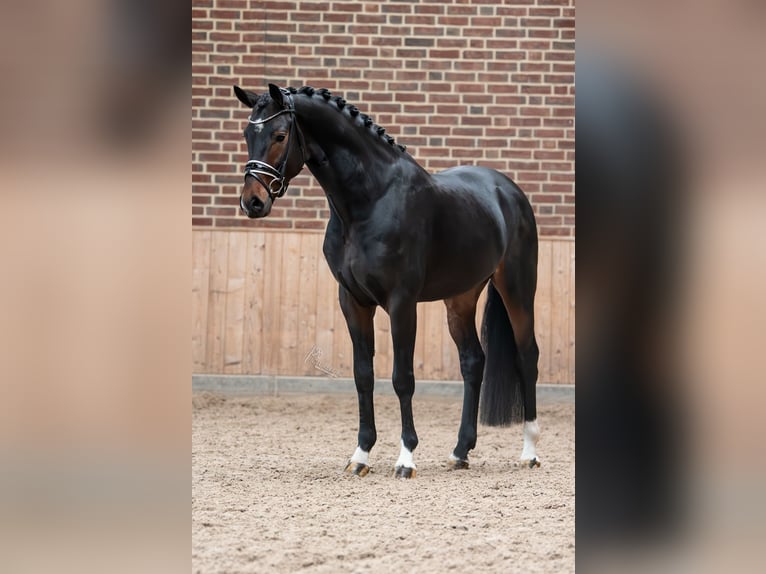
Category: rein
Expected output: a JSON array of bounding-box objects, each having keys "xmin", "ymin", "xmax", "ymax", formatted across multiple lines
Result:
[{"xmin": 244, "ymin": 90, "xmax": 304, "ymax": 201}]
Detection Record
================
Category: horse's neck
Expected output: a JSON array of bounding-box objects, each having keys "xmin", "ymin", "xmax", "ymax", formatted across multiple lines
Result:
[{"xmin": 297, "ymin": 98, "xmax": 406, "ymax": 226}]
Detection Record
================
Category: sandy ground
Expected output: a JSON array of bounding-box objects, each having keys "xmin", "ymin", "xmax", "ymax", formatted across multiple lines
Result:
[{"xmin": 192, "ymin": 392, "xmax": 574, "ymax": 573}]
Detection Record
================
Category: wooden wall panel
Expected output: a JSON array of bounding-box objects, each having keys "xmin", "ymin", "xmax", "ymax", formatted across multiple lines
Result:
[
  {"xmin": 223, "ymin": 232, "xmax": 246, "ymax": 373},
  {"xmin": 192, "ymin": 229, "xmax": 575, "ymax": 384},
  {"xmin": 536, "ymin": 240, "xmax": 553, "ymax": 383},
  {"xmin": 568, "ymin": 242, "xmax": 576, "ymax": 385},
  {"xmin": 242, "ymin": 232, "xmax": 266, "ymax": 375},
  {"xmin": 552, "ymin": 240, "xmax": 573, "ymax": 384},
  {"xmin": 191, "ymin": 230, "xmax": 211, "ymax": 372},
  {"xmin": 297, "ymin": 233, "xmax": 320, "ymax": 376},
  {"xmin": 373, "ymin": 307, "xmax": 391, "ymax": 380},
  {"xmin": 313, "ymin": 246, "xmax": 337, "ymax": 377},
  {"xmin": 205, "ymin": 232, "xmax": 229, "ymax": 372},
  {"xmin": 260, "ymin": 233, "xmax": 283, "ymax": 375},
  {"xmin": 278, "ymin": 233, "xmax": 302, "ymax": 375}
]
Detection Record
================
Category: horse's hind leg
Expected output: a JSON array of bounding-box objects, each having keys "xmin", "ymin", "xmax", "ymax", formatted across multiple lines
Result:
[
  {"xmin": 445, "ymin": 283, "xmax": 488, "ymax": 469},
  {"xmin": 339, "ymin": 286, "xmax": 377, "ymax": 477},
  {"xmin": 493, "ymin": 260, "xmax": 541, "ymax": 467}
]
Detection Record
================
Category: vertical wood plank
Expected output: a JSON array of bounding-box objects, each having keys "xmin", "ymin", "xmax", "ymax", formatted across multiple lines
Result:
[
  {"xmin": 374, "ymin": 309, "xmax": 391, "ymax": 381},
  {"xmin": 441, "ymin": 299, "xmax": 458, "ymax": 381},
  {"xmin": 192, "ymin": 230, "xmax": 211, "ymax": 373},
  {"xmin": 475, "ymin": 285, "xmax": 488, "ymax": 334},
  {"xmin": 568, "ymin": 242, "xmax": 576, "ymax": 384},
  {"xmin": 313, "ymin": 258, "xmax": 337, "ymax": 378},
  {"xmin": 332, "ymin": 291, "xmax": 352, "ymax": 377},
  {"xmin": 261, "ymin": 232, "xmax": 284, "ymax": 375},
  {"xmin": 551, "ymin": 240, "xmax": 570, "ymax": 384},
  {"xmin": 298, "ymin": 233, "xmax": 320, "ymax": 375},
  {"xmin": 242, "ymin": 231, "xmax": 266, "ymax": 375},
  {"xmin": 423, "ymin": 301, "xmax": 444, "ymax": 380},
  {"xmin": 413, "ymin": 302, "xmax": 427, "ymax": 378},
  {"xmin": 535, "ymin": 240, "xmax": 553, "ymax": 384},
  {"xmin": 278, "ymin": 233, "xmax": 302, "ymax": 374},
  {"xmin": 223, "ymin": 232, "xmax": 247, "ymax": 373},
  {"xmin": 205, "ymin": 231, "xmax": 230, "ymax": 373}
]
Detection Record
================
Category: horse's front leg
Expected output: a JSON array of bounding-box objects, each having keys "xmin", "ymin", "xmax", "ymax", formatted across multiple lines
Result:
[
  {"xmin": 339, "ymin": 286, "xmax": 377, "ymax": 477},
  {"xmin": 389, "ymin": 297, "xmax": 419, "ymax": 479}
]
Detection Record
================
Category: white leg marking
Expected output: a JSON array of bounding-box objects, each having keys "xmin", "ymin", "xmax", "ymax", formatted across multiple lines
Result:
[
  {"xmin": 350, "ymin": 446, "xmax": 369, "ymax": 466},
  {"xmin": 395, "ymin": 440, "xmax": 416, "ymax": 469},
  {"xmin": 520, "ymin": 419, "xmax": 540, "ymax": 462}
]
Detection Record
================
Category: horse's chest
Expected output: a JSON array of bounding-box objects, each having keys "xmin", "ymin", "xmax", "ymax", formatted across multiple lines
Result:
[{"xmin": 327, "ymin": 241, "xmax": 389, "ymax": 307}]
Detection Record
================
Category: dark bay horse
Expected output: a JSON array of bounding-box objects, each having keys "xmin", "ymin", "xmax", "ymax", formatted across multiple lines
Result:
[{"xmin": 234, "ymin": 84, "xmax": 540, "ymax": 478}]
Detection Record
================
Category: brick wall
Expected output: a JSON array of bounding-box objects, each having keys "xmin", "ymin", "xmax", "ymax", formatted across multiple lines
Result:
[{"xmin": 192, "ymin": 0, "xmax": 575, "ymax": 236}]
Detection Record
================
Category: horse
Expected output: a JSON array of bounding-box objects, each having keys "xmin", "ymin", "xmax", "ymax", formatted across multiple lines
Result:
[{"xmin": 233, "ymin": 83, "xmax": 541, "ymax": 478}]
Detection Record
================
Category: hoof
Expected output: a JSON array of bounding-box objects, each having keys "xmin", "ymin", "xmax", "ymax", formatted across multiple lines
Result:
[
  {"xmin": 447, "ymin": 455, "xmax": 469, "ymax": 470},
  {"xmin": 520, "ymin": 457, "xmax": 541, "ymax": 468},
  {"xmin": 344, "ymin": 461, "xmax": 370, "ymax": 477},
  {"xmin": 393, "ymin": 466, "xmax": 416, "ymax": 479}
]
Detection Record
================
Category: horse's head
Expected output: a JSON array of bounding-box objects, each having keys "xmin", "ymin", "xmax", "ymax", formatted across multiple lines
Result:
[{"xmin": 233, "ymin": 83, "xmax": 305, "ymax": 218}]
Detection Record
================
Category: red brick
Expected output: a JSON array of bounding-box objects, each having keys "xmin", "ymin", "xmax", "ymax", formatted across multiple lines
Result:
[
  {"xmin": 539, "ymin": 226, "xmax": 570, "ymax": 237},
  {"xmin": 471, "ymin": 17, "xmax": 502, "ymax": 27},
  {"xmin": 536, "ymin": 215, "xmax": 562, "ymax": 226},
  {"xmin": 530, "ymin": 193, "xmax": 562, "ymax": 203},
  {"xmin": 215, "ymin": 196, "xmax": 241, "ymax": 206},
  {"xmin": 496, "ymin": 7, "xmax": 528, "ymax": 16},
  {"xmin": 287, "ymin": 209, "xmax": 318, "ymax": 219},
  {"xmin": 210, "ymin": 10, "xmax": 240, "ymax": 19},
  {"xmin": 528, "ymin": 29, "xmax": 557, "ymax": 39},
  {"xmin": 300, "ymin": 1, "xmax": 330, "ymax": 9},
  {"xmin": 530, "ymin": 8, "xmax": 561, "ymax": 17},
  {"xmin": 206, "ymin": 207, "xmax": 237, "ymax": 217},
  {"xmin": 295, "ymin": 199, "xmax": 327, "ymax": 209},
  {"xmin": 533, "ymin": 128, "xmax": 564, "ymax": 138},
  {"xmin": 295, "ymin": 220, "xmax": 326, "ymax": 230}
]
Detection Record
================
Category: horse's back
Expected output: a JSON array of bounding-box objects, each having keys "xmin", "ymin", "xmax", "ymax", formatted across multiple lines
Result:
[
  {"xmin": 432, "ymin": 165, "xmax": 530, "ymax": 210},
  {"xmin": 432, "ymin": 165, "xmax": 536, "ymax": 241}
]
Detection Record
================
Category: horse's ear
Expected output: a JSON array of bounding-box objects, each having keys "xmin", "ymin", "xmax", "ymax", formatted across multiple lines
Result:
[
  {"xmin": 268, "ymin": 83, "xmax": 284, "ymax": 106},
  {"xmin": 233, "ymin": 85, "xmax": 257, "ymax": 108}
]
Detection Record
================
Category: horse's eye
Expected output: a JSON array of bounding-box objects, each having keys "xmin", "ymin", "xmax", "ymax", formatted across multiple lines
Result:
[{"xmin": 275, "ymin": 134, "xmax": 286, "ymax": 142}]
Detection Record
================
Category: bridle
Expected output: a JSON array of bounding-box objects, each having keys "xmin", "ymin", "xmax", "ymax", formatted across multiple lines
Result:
[{"xmin": 243, "ymin": 89, "xmax": 305, "ymax": 201}]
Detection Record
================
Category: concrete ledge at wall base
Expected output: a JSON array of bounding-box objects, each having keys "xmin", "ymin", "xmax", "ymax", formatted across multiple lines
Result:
[{"xmin": 192, "ymin": 374, "xmax": 574, "ymax": 404}]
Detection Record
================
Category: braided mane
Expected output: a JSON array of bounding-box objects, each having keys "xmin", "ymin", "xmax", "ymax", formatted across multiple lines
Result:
[{"xmin": 276, "ymin": 85, "xmax": 407, "ymax": 153}]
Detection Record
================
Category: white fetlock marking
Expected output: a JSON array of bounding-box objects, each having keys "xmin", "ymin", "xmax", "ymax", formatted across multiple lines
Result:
[
  {"xmin": 448, "ymin": 453, "xmax": 461, "ymax": 463},
  {"xmin": 520, "ymin": 419, "xmax": 540, "ymax": 462},
  {"xmin": 395, "ymin": 440, "xmax": 416, "ymax": 469},
  {"xmin": 350, "ymin": 447, "xmax": 369, "ymax": 466}
]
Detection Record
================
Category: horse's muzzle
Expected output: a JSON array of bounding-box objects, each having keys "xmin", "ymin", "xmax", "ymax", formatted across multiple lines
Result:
[{"xmin": 240, "ymin": 192, "xmax": 271, "ymax": 218}]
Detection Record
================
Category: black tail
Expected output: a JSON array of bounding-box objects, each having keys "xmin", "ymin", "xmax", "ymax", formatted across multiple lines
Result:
[{"xmin": 479, "ymin": 282, "xmax": 525, "ymax": 426}]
